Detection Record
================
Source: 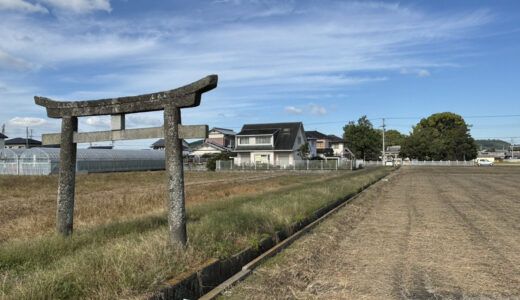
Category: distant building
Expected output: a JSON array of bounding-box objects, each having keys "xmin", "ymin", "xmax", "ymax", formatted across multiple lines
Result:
[
  {"xmin": 305, "ymin": 131, "xmax": 332, "ymax": 158},
  {"xmin": 478, "ymin": 149, "xmax": 508, "ymax": 161},
  {"xmin": 206, "ymin": 127, "xmax": 236, "ymax": 148},
  {"xmin": 4, "ymin": 137, "xmax": 42, "ymax": 149},
  {"xmin": 384, "ymin": 145, "xmax": 401, "ymax": 162},
  {"xmin": 234, "ymin": 122, "xmax": 306, "ymax": 166},
  {"xmin": 151, "ymin": 139, "xmax": 190, "ymax": 155},
  {"xmin": 0, "ymin": 133, "xmax": 7, "ymax": 149},
  {"xmin": 191, "ymin": 141, "xmax": 232, "ymax": 156},
  {"xmin": 327, "ymin": 135, "xmax": 350, "ymax": 157},
  {"xmin": 189, "ymin": 127, "xmax": 236, "ymax": 157}
]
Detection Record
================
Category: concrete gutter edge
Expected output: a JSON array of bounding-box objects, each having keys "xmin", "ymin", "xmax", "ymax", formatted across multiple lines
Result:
[{"xmin": 198, "ymin": 170, "xmax": 392, "ymax": 300}]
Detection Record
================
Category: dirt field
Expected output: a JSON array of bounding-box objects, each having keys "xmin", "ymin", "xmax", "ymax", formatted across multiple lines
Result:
[{"xmin": 222, "ymin": 167, "xmax": 520, "ymax": 299}]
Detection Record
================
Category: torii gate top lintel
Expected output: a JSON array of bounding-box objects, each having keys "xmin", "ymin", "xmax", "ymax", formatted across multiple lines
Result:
[{"xmin": 35, "ymin": 74, "xmax": 218, "ymax": 118}]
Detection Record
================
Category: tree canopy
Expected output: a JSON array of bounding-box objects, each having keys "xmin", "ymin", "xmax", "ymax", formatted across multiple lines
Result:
[
  {"xmin": 384, "ymin": 129, "xmax": 406, "ymax": 147},
  {"xmin": 475, "ymin": 139, "xmax": 510, "ymax": 151},
  {"xmin": 342, "ymin": 116, "xmax": 381, "ymax": 160},
  {"xmin": 400, "ymin": 112, "xmax": 477, "ymax": 160}
]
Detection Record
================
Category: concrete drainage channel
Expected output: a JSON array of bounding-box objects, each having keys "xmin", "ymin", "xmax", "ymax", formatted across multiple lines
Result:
[{"xmin": 149, "ymin": 173, "xmax": 391, "ymax": 300}]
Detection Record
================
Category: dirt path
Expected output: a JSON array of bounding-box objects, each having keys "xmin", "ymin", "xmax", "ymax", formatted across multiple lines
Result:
[{"xmin": 222, "ymin": 167, "xmax": 520, "ymax": 299}]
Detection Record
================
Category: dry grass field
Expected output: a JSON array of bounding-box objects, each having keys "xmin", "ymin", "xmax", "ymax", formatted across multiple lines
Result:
[
  {"xmin": 222, "ymin": 166, "xmax": 520, "ymax": 299},
  {"xmin": 0, "ymin": 168, "xmax": 390, "ymax": 299},
  {"xmin": 0, "ymin": 171, "xmax": 312, "ymax": 241}
]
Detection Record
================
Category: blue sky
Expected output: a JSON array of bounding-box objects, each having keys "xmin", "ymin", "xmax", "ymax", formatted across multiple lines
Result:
[{"xmin": 0, "ymin": 0, "xmax": 519, "ymax": 149}]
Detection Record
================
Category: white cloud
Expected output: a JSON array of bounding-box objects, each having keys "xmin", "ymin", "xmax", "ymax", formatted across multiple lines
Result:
[
  {"xmin": 0, "ymin": 0, "xmax": 48, "ymax": 13},
  {"xmin": 5, "ymin": 117, "xmax": 60, "ymax": 138},
  {"xmin": 284, "ymin": 103, "xmax": 327, "ymax": 116},
  {"xmin": 284, "ymin": 106, "xmax": 303, "ymax": 114},
  {"xmin": 38, "ymin": 0, "xmax": 111, "ymax": 13},
  {"xmin": 308, "ymin": 103, "xmax": 327, "ymax": 115},
  {"xmin": 126, "ymin": 113, "xmax": 163, "ymax": 127},
  {"xmin": 0, "ymin": 49, "xmax": 34, "ymax": 70},
  {"xmin": 84, "ymin": 116, "xmax": 110, "ymax": 128},
  {"xmin": 418, "ymin": 69, "xmax": 431, "ymax": 77},
  {"xmin": 8, "ymin": 117, "xmax": 49, "ymax": 127},
  {"xmin": 401, "ymin": 68, "xmax": 431, "ymax": 77}
]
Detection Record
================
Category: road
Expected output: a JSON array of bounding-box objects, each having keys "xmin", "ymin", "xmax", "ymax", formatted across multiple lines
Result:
[{"xmin": 221, "ymin": 167, "xmax": 520, "ymax": 299}]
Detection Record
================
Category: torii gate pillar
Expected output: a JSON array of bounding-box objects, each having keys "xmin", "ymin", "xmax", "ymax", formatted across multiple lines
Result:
[
  {"xmin": 164, "ymin": 105, "xmax": 187, "ymax": 244},
  {"xmin": 35, "ymin": 75, "xmax": 218, "ymax": 246}
]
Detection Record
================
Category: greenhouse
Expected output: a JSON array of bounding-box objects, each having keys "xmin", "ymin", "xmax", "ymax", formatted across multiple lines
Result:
[
  {"xmin": 15, "ymin": 148, "xmax": 166, "ymax": 175},
  {"xmin": 0, "ymin": 148, "xmax": 23, "ymax": 175}
]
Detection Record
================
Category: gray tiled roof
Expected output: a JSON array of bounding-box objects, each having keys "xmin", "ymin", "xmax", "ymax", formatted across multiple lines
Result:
[
  {"xmin": 305, "ymin": 130, "xmax": 328, "ymax": 140},
  {"xmin": 236, "ymin": 122, "xmax": 303, "ymax": 151},
  {"xmin": 210, "ymin": 127, "xmax": 236, "ymax": 136},
  {"xmin": 5, "ymin": 138, "xmax": 41, "ymax": 145},
  {"xmin": 0, "ymin": 133, "xmax": 7, "ymax": 139},
  {"xmin": 327, "ymin": 135, "xmax": 346, "ymax": 143}
]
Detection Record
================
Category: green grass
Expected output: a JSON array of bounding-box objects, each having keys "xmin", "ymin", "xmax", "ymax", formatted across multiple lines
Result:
[{"xmin": 0, "ymin": 168, "xmax": 390, "ymax": 300}]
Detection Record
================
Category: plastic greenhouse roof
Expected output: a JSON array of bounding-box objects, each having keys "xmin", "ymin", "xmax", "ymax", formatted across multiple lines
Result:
[
  {"xmin": 0, "ymin": 148, "xmax": 24, "ymax": 158},
  {"xmin": 19, "ymin": 148, "xmax": 165, "ymax": 162}
]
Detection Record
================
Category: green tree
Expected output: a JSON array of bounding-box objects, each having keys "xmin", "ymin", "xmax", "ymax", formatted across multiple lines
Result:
[
  {"xmin": 342, "ymin": 116, "xmax": 381, "ymax": 160},
  {"xmin": 400, "ymin": 112, "xmax": 477, "ymax": 160},
  {"xmin": 297, "ymin": 143, "xmax": 310, "ymax": 159},
  {"xmin": 384, "ymin": 129, "xmax": 406, "ymax": 146}
]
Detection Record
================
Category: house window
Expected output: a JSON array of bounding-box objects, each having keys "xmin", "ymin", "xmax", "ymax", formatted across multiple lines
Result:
[
  {"xmin": 255, "ymin": 136, "xmax": 271, "ymax": 144},
  {"xmin": 239, "ymin": 137, "xmax": 250, "ymax": 144},
  {"xmin": 297, "ymin": 137, "xmax": 301, "ymax": 144}
]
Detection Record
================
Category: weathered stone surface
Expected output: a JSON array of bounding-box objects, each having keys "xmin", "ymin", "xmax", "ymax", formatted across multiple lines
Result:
[
  {"xmin": 56, "ymin": 116, "xmax": 77, "ymax": 236},
  {"xmin": 164, "ymin": 105, "xmax": 187, "ymax": 246},
  {"xmin": 41, "ymin": 125, "xmax": 208, "ymax": 145},
  {"xmin": 110, "ymin": 114, "xmax": 125, "ymax": 131},
  {"xmin": 35, "ymin": 75, "xmax": 217, "ymax": 118}
]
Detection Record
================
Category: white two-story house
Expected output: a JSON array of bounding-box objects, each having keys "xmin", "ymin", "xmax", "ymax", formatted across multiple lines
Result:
[{"xmin": 234, "ymin": 122, "xmax": 307, "ymax": 166}]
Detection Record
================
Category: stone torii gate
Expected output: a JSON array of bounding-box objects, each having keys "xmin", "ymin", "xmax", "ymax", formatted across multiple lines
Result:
[{"xmin": 35, "ymin": 75, "xmax": 218, "ymax": 246}]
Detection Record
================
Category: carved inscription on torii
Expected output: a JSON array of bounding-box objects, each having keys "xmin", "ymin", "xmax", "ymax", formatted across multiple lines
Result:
[{"xmin": 35, "ymin": 75, "xmax": 218, "ymax": 246}]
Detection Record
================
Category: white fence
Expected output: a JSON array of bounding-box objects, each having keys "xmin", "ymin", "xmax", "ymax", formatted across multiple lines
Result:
[
  {"xmin": 216, "ymin": 159, "xmax": 354, "ymax": 171},
  {"xmin": 402, "ymin": 160, "xmax": 474, "ymax": 167}
]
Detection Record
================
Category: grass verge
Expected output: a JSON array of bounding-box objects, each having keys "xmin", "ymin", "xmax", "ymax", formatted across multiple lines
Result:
[{"xmin": 0, "ymin": 168, "xmax": 390, "ymax": 300}]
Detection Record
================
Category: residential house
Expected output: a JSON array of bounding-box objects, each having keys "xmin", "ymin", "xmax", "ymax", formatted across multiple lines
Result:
[
  {"xmin": 188, "ymin": 128, "xmax": 235, "ymax": 157},
  {"xmin": 0, "ymin": 133, "xmax": 6, "ymax": 149},
  {"xmin": 478, "ymin": 149, "xmax": 508, "ymax": 162},
  {"xmin": 191, "ymin": 141, "xmax": 231, "ymax": 156},
  {"xmin": 234, "ymin": 122, "xmax": 307, "ymax": 166},
  {"xmin": 384, "ymin": 145, "xmax": 401, "ymax": 163},
  {"xmin": 151, "ymin": 139, "xmax": 190, "ymax": 155},
  {"xmin": 4, "ymin": 138, "xmax": 42, "ymax": 149},
  {"xmin": 327, "ymin": 135, "xmax": 350, "ymax": 157},
  {"xmin": 205, "ymin": 128, "xmax": 236, "ymax": 148},
  {"xmin": 305, "ymin": 131, "xmax": 332, "ymax": 158}
]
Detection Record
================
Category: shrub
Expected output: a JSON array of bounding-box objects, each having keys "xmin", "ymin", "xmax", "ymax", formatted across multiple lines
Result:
[{"xmin": 205, "ymin": 152, "xmax": 237, "ymax": 171}]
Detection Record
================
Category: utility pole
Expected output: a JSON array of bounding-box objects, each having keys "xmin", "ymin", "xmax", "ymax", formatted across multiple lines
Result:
[
  {"xmin": 382, "ymin": 118, "xmax": 386, "ymax": 166},
  {"xmin": 1, "ymin": 124, "xmax": 5, "ymax": 135},
  {"xmin": 26, "ymin": 127, "xmax": 29, "ymax": 148},
  {"xmin": 511, "ymin": 138, "xmax": 515, "ymax": 159}
]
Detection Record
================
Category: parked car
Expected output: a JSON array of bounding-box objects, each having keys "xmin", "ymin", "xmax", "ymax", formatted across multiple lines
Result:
[{"xmin": 477, "ymin": 159, "xmax": 494, "ymax": 166}]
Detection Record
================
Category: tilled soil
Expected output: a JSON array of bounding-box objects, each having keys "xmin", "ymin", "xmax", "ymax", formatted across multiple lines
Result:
[{"xmin": 222, "ymin": 167, "xmax": 520, "ymax": 299}]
